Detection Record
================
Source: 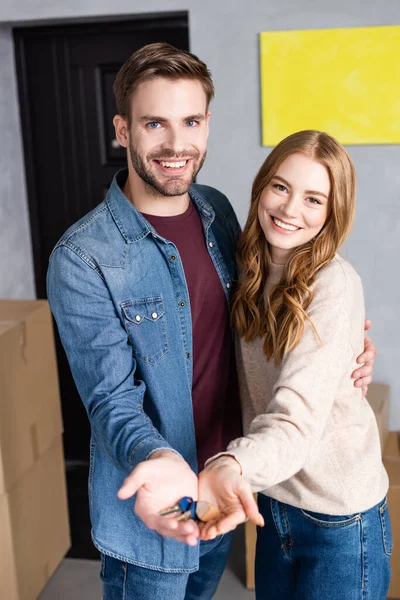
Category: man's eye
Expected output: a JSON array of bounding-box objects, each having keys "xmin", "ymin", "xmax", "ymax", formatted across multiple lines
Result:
[
  {"xmin": 186, "ymin": 120, "xmax": 198, "ymax": 127},
  {"xmin": 147, "ymin": 122, "xmax": 161, "ymax": 129}
]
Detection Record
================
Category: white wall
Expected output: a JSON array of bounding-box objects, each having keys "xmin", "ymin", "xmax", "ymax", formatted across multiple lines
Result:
[{"xmin": 0, "ymin": 0, "xmax": 399, "ymax": 427}]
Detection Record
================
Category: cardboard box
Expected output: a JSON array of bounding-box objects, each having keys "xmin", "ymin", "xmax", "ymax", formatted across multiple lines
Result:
[
  {"xmin": 384, "ymin": 455, "xmax": 400, "ymax": 598},
  {"xmin": 367, "ymin": 382, "xmax": 390, "ymax": 452},
  {"xmin": 0, "ymin": 301, "xmax": 63, "ymax": 494},
  {"xmin": 0, "ymin": 438, "xmax": 70, "ymax": 600},
  {"xmin": 245, "ymin": 518, "xmax": 257, "ymax": 590},
  {"xmin": 0, "ymin": 300, "xmax": 70, "ymax": 599},
  {"xmin": 385, "ymin": 432, "xmax": 400, "ymax": 460}
]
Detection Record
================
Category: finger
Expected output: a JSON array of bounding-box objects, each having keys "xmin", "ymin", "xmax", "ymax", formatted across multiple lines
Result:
[
  {"xmin": 211, "ymin": 512, "xmax": 244, "ymax": 535},
  {"xmin": 180, "ymin": 533, "xmax": 199, "ymax": 546},
  {"xmin": 238, "ymin": 486, "xmax": 264, "ymax": 527},
  {"xmin": 352, "ymin": 364, "xmax": 373, "ymax": 380},
  {"xmin": 362, "ymin": 335, "xmax": 377, "ymax": 357},
  {"xmin": 355, "ymin": 350, "xmax": 375, "ymax": 366},
  {"xmin": 155, "ymin": 518, "xmax": 199, "ymax": 539},
  {"xmin": 364, "ymin": 319, "xmax": 372, "ymax": 332},
  {"xmin": 158, "ymin": 516, "xmax": 199, "ymax": 536},
  {"xmin": 200, "ymin": 523, "xmax": 219, "ymax": 541},
  {"xmin": 117, "ymin": 465, "xmax": 148, "ymax": 500},
  {"xmin": 198, "ymin": 519, "xmax": 219, "ymax": 540},
  {"xmin": 354, "ymin": 374, "xmax": 372, "ymax": 388}
]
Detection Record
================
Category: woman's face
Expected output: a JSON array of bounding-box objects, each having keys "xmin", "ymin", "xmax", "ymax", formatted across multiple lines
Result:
[{"xmin": 258, "ymin": 152, "xmax": 330, "ymax": 264}]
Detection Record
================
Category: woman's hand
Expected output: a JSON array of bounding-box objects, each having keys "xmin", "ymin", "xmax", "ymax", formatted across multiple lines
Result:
[
  {"xmin": 352, "ymin": 320, "xmax": 377, "ymax": 398},
  {"xmin": 197, "ymin": 456, "xmax": 264, "ymax": 541}
]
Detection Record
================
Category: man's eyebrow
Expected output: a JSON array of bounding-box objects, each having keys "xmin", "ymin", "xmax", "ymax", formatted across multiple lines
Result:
[
  {"xmin": 272, "ymin": 175, "xmax": 328, "ymax": 199},
  {"xmin": 139, "ymin": 114, "xmax": 206, "ymax": 123},
  {"xmin": 139, "ymin": 116, "xmax": 167, "ymax": 123},
  {"xmin": 184, "ymin": 114, "xmax": 205, "ymax": 122}
]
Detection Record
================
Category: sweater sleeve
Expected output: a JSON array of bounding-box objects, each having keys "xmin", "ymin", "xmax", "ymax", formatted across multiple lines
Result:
[{"xmin": 226, "ymin": 260, "xmax": 353, "ymax": 492}]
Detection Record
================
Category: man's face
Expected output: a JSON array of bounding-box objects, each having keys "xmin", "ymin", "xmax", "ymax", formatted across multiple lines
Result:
[{"xmin": 125, "ymin": 77, "xmax": 210, "ymax": 197}]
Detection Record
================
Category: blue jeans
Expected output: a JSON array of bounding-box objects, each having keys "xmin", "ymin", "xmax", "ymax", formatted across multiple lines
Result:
[
  {"xmin": 255, "ymin": 494, "xmax": 392, "ymax": 599},
  {"xmin": 101, "ymin": 532, "xmax": 234, "ymax": 600}
]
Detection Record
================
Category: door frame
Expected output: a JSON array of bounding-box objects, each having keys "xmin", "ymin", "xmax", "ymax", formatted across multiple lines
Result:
[{"xmin": 13, "ymin": 11, "xmax": 189, "ymax": 298}]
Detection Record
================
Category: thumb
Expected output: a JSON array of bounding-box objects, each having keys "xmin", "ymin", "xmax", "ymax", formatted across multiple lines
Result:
[
  {"xmin": 238, "ymin": 485, "xmax": 264, "ymax": 527},
  {"xmin": 117, "ymin": 463, "xmax": 150, "ymax": 500}
]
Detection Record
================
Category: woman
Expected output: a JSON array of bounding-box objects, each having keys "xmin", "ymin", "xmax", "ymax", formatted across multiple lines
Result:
[{"xmin": 199, "ymin": 130, "xmax": 391, "ymax": 599}]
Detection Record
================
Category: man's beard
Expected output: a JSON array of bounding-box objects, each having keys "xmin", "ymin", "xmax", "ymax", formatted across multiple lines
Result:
[{"xmin": 128, "ymin": 141, "xmax": 207, "ymax": 197}]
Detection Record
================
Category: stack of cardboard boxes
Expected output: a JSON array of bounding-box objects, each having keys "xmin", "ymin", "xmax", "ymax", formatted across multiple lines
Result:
[
  {"xmin": 0, "ymin": 300, "xmax": 70, "ymax": 600},
  {"xmin": 244, "ymin": 382, "xmax": 400, "ymax": 597},
  {"xmin": 384, "ymin": 431, "xmax": 400, "ymax": 598}
]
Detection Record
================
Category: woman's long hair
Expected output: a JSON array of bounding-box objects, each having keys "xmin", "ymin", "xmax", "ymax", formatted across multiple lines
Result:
[{"xmin": 231, "ymin": 130, "xmax": 356, "ymax": 364}]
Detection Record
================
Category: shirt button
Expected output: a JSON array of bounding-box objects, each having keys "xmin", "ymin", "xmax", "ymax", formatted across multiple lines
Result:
[
  {"xmin": 186, "ymin": 352, "xmax": 191, "ymax": 359},
  {"xmin": 208, "ymin": 241, "xmax": 213, "ymax": 248},
  {"xmin": 135, "ymin": 315, "xmax": 141, "ymax": 322},
  {"xmin": 180, "ymin": 301, "xmax": 186, "ymax": 307},
  {"xmin": 170, "ymin": 255, "xmax": 176, "ymax": 260},
  {"xmin": 152, "ymin": 312, "xmax": 158, "ymax": 319},
  {"xmin": 226, "ymin": 283, "xmax": 231, "ymax": 289}
]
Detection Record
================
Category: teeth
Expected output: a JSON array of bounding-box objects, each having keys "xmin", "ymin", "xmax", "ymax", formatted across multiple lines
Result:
[
  {"xmin": 273, "ymin": 217, "xmax": 299, "ymax": 231},
  {"xmin": 159, "ymin": 160, "xmax": 187, "ymax": 168}
]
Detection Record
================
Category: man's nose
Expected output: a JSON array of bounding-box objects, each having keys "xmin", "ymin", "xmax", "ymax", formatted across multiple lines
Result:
[{"xmin": 164, "ymin": 126, "xmax": 185, "ymax": 155}]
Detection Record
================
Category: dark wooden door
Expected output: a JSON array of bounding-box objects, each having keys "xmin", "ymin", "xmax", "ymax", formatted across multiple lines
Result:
[{"xmin": 14, "ymin": 14, "xmax": 189, "ymax": 558}]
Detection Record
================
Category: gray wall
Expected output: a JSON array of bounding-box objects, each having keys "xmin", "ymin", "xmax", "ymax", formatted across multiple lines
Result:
[
  {"xmin": 0, "ymin": 26, "xmax": 35, "ymax": 298},
  {"xmin": 0, "ymin": 0, "xmax": 399, "ymax": 428}
]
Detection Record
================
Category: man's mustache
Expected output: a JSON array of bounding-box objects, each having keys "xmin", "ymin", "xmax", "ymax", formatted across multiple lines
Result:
[{"xmin": 148, "ymin": 149, "xmax": 200, "ymax": 160}]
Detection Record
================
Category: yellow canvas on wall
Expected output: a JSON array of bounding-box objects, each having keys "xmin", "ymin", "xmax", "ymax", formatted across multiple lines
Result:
[{"xmin": 260, "ymin": 25, "xmax": 400, "ymax": 146}]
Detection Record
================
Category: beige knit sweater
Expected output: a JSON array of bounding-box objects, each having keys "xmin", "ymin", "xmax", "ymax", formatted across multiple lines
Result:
[{"xmin": 218, "ymin": 255, "xmax": 388, "ymax": 514}]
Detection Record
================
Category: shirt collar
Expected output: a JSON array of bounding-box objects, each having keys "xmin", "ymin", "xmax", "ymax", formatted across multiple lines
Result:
[{"xmin": 105, "ymin": 169, "xmax": 215, "ymax": 243}]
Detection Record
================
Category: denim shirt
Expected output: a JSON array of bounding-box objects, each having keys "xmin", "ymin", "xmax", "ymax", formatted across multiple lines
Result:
[{"xmin": 47, "ymin": 169, "xmax": 241, "ymax": 572}]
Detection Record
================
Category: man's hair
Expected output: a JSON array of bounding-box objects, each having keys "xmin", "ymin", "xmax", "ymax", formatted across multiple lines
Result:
[{"xmin": 113, "ymin": 42, "xmax": 215, "ymax": 123}]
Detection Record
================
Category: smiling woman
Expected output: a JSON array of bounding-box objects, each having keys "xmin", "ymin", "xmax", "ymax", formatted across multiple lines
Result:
[
  {"xmin": 232, "ymin": 130, "xmax": 355, "ymax": 362},
  {"xmin": 258, "ymin": 153, "xmax": 330, "ymax": 264},
  {"xmin": 200, "ymin": 130, "xmax": 390, "ymax": 600}
]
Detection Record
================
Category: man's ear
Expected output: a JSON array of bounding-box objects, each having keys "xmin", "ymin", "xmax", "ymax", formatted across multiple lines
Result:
[
  {"xmin": 113, "ymin": 115, "xmax": 129, "ymax": 148},
  {"xmin": 205, "ymin": 111, "xmax": 211, "ymax": 140}
]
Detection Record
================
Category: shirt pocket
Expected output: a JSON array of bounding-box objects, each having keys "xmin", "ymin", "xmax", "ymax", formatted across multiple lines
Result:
[{"xmin": 121, "ymin": 297, "xmax": 168, "ymax": 365}]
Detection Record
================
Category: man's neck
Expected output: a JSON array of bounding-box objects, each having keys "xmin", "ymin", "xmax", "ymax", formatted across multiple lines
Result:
[{"xmin": 123, "ymin": 169, "xmax": 190, "ymax": 217}]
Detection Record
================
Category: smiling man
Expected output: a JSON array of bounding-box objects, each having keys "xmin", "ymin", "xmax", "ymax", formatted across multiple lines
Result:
[
  {"xmin": 47, "ymin": 43, "xmax": 244, "ymax": 600},
  {"xmin": 47, "ymin": 43, "xmax": 376, "ymax": 600}
]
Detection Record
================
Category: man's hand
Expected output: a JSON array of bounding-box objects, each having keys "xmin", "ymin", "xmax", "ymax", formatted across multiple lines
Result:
[
  {"xmin": 117, "ymin": 450, "xmax": 199, "ymax": 546},
  {"xmin": 352, "ymin": 319, "xmax": 377, "ymax": 398},
  {"xmin": 197, "ymin": 456, "xmax": 263, "ymax": 541}
]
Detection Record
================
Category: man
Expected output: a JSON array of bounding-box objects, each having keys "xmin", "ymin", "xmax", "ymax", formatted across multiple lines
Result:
[{"xmin": 47, "ymin": 43, "xmax": 375, "ymax": 600}]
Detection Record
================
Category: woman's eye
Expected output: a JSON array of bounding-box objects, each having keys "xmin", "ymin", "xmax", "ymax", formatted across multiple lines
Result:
[
  {"xmin": 273, "ymin": 184, "xmax": 287, "ymax": 192},
  {"xmin": 308, "ymin": 197, "xmax": 322, "ymax": 205}
]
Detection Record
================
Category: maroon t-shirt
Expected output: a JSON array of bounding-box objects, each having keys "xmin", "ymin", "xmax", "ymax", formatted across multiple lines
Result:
[{"xmin": 144, "ymin": 201, "xmax": 242, "ymax": 470}]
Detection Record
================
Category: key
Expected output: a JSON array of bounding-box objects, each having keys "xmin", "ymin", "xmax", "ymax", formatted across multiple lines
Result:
[
  {"xmin": 176, "ymin": 509, "xmax": 192, "ymax": 522},
  {"xmin": 158, "ymin": 496, "xmax": 194, "ymax": 517},
  {"xmin": 158, "ymin": 505, "xmax": 183, "ymax": 516},
  {"xmin": 159, "ymin": 497, "xmax": 220, "ymax": 522}
]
